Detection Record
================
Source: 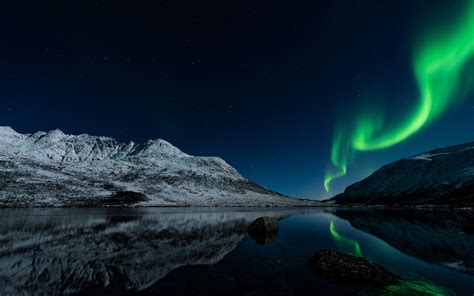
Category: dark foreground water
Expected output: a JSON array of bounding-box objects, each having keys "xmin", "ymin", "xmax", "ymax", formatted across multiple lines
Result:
[{"xmin": 0, "ymin": 207, "xmax": 473, "ymax": 295}]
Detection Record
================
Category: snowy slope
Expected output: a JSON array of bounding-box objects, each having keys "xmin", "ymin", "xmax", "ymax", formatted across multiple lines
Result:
[
  {"xmin": 0, "ymin": 126, "xmax": 315, "ymax": 207},
  {"xmin": 333, "ymin": 141, "xmax": 474, "ymax": 206}
]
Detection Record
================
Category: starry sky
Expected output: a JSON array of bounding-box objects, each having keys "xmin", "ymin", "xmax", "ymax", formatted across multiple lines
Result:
[{"xmin": 1, "ymin": 0, "xmax": 473, "ymax": 199}]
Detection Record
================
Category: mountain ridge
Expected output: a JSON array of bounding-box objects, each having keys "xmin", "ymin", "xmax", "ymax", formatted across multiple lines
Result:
[
  {"xmin": 0, "ymin": 126, "xmax": 316, "ymax": 207},
  {"xmin": 332, "ymin": 140, "xmax": 474, "ymax": 206}
]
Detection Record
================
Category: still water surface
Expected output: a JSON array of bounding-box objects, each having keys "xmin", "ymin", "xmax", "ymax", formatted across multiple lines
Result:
[{"xmin": 0, "ymin": 207, "xmax": 472, "ymax": 295}]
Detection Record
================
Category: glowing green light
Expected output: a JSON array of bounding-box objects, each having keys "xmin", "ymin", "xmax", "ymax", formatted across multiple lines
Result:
[
  {"xmin": 324, "ymin": 2, "xmax": 474, "ymax": 191},
  {"xmin": 354, "ymin": 1, "xmax": 474, "ymax": 151},
  {"xmin": 385, "ymin": 279, "xmax": 455, "ymax": 296},
  {"xmin": 324, "ymin": 125, "xmax": 349, "ymax": 192},
  {"xmin": 329, "ymin": 221, "xmax": 363, "ymax": 257}
]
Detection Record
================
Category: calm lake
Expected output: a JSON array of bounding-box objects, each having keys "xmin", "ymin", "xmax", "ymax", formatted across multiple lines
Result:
[{"xmin": 0, "ymin": 207, "xmax": 472, "ymax": 295}]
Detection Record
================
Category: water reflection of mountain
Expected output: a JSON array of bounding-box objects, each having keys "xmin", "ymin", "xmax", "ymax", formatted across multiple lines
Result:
[
  {"xmin": 0, "ymin": 208, "xmax": 302, "ymax": 296},
  {"xmin": 333, "ymin": 209, "xmax": 474, "ymax": 275}
]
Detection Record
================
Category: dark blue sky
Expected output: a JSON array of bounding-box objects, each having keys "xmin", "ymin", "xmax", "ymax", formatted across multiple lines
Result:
[{"xmin": 1, "ymin": 0, "xmax": 473, "ymax": 199}]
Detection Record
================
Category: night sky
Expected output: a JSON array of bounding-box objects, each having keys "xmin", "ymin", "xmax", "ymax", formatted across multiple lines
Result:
[{"xmin": 1, "ymin": 0, "xmax": 473, "ymax": 199}]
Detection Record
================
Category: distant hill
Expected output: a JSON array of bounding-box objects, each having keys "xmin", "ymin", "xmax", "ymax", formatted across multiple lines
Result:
[{"xmin": 332, "ymin": 141, "xmax": 474, "ymax": 206}]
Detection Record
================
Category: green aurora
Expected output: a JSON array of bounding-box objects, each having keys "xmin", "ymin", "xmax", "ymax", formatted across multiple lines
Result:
[
  {"xmin": 329, "ymin": 221, "xmax": 363, "ymax": 257},
  {"xmin": 385, "ymin": 279, "xmax": 455, "ymax": 296},
  {"xmin": 324, "ymin": 1, "xmax": 474, "ymax": 192}
]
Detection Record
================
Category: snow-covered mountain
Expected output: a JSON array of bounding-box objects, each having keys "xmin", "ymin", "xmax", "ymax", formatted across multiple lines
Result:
[
  {"xmin": 333, "ymin": 141, "xmax": 474, "ymax": 206},
  {"xmin": 0, "ymin": 126, "xmax": 314, "ymax": 207}
]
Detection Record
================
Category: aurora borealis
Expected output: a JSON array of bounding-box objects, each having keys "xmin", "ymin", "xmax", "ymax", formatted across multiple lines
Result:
[
  {"xmin": 324, "ymin": 1, "xmax": 474, "ymax": 193},
  {"xmin": 2, "ymin": 1, "xmax": 474, "ymax": 198},
  {"xmin": 1, "ymin": 0, "xmax": 473, "ymax": 294}
]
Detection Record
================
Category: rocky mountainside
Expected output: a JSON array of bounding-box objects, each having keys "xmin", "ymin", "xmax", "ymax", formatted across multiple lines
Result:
[
  {"xmin": 0, "ymin": 126, "xmax": 314, "ymax": 207},
  {"xmin": 332, "ymin": 141, "xmax": 474, "ymax": 206}
]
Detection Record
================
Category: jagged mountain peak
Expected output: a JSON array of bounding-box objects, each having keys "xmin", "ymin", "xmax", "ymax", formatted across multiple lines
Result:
[
  {"xmin": 0, "ymin": 126, "xmax": 22, "ymax": 138},
  {"xmin": 0, "ymin": 126, "xmax": 316, "ymax": 207},
  {"xmin": 0, "ymin": 126, "xmax": 17, "ymax": 134},
  {"xmin": 1, "ymin": 128, "xmax": 189, "ymax": 162},
  {"xmin": 136, "ymin": 138, "xmax": 188, "ymax": 157},
  {"xmin": 47, "ymin": 128, "xmax": 65, "ymax": 137}
]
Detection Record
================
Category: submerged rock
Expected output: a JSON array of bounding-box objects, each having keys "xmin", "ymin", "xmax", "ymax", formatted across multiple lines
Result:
[
  {"xmin": 247, "ymin": 217, "xmax": 278, "ymax": 233},
  {"xmin": 247, "ymin": 217, "xmax": 279, "ymax": 245},
  {"xmin": 248, "ymin": 229, "xmax": 279, "ymax": 245},
  {"xmin": 309, "ymin": 250, "xmax": 400, "ymax": 286}
]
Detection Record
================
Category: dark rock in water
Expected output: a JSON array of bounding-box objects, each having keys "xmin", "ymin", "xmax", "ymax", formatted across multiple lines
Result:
[
  {"xmin": 309, "ymin": 250, "xmax": 400, "ymax": 286},
  {"xmin": 247, "ymin": 217, "xmax": 279, "ymax": 245},
  {"xmin": 247, "ymin": 217, "xmax": 278, "ymax": 233},
  {"xmin": 248, "ymin": 229, "xmax": 278, "ymax": 245}
]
